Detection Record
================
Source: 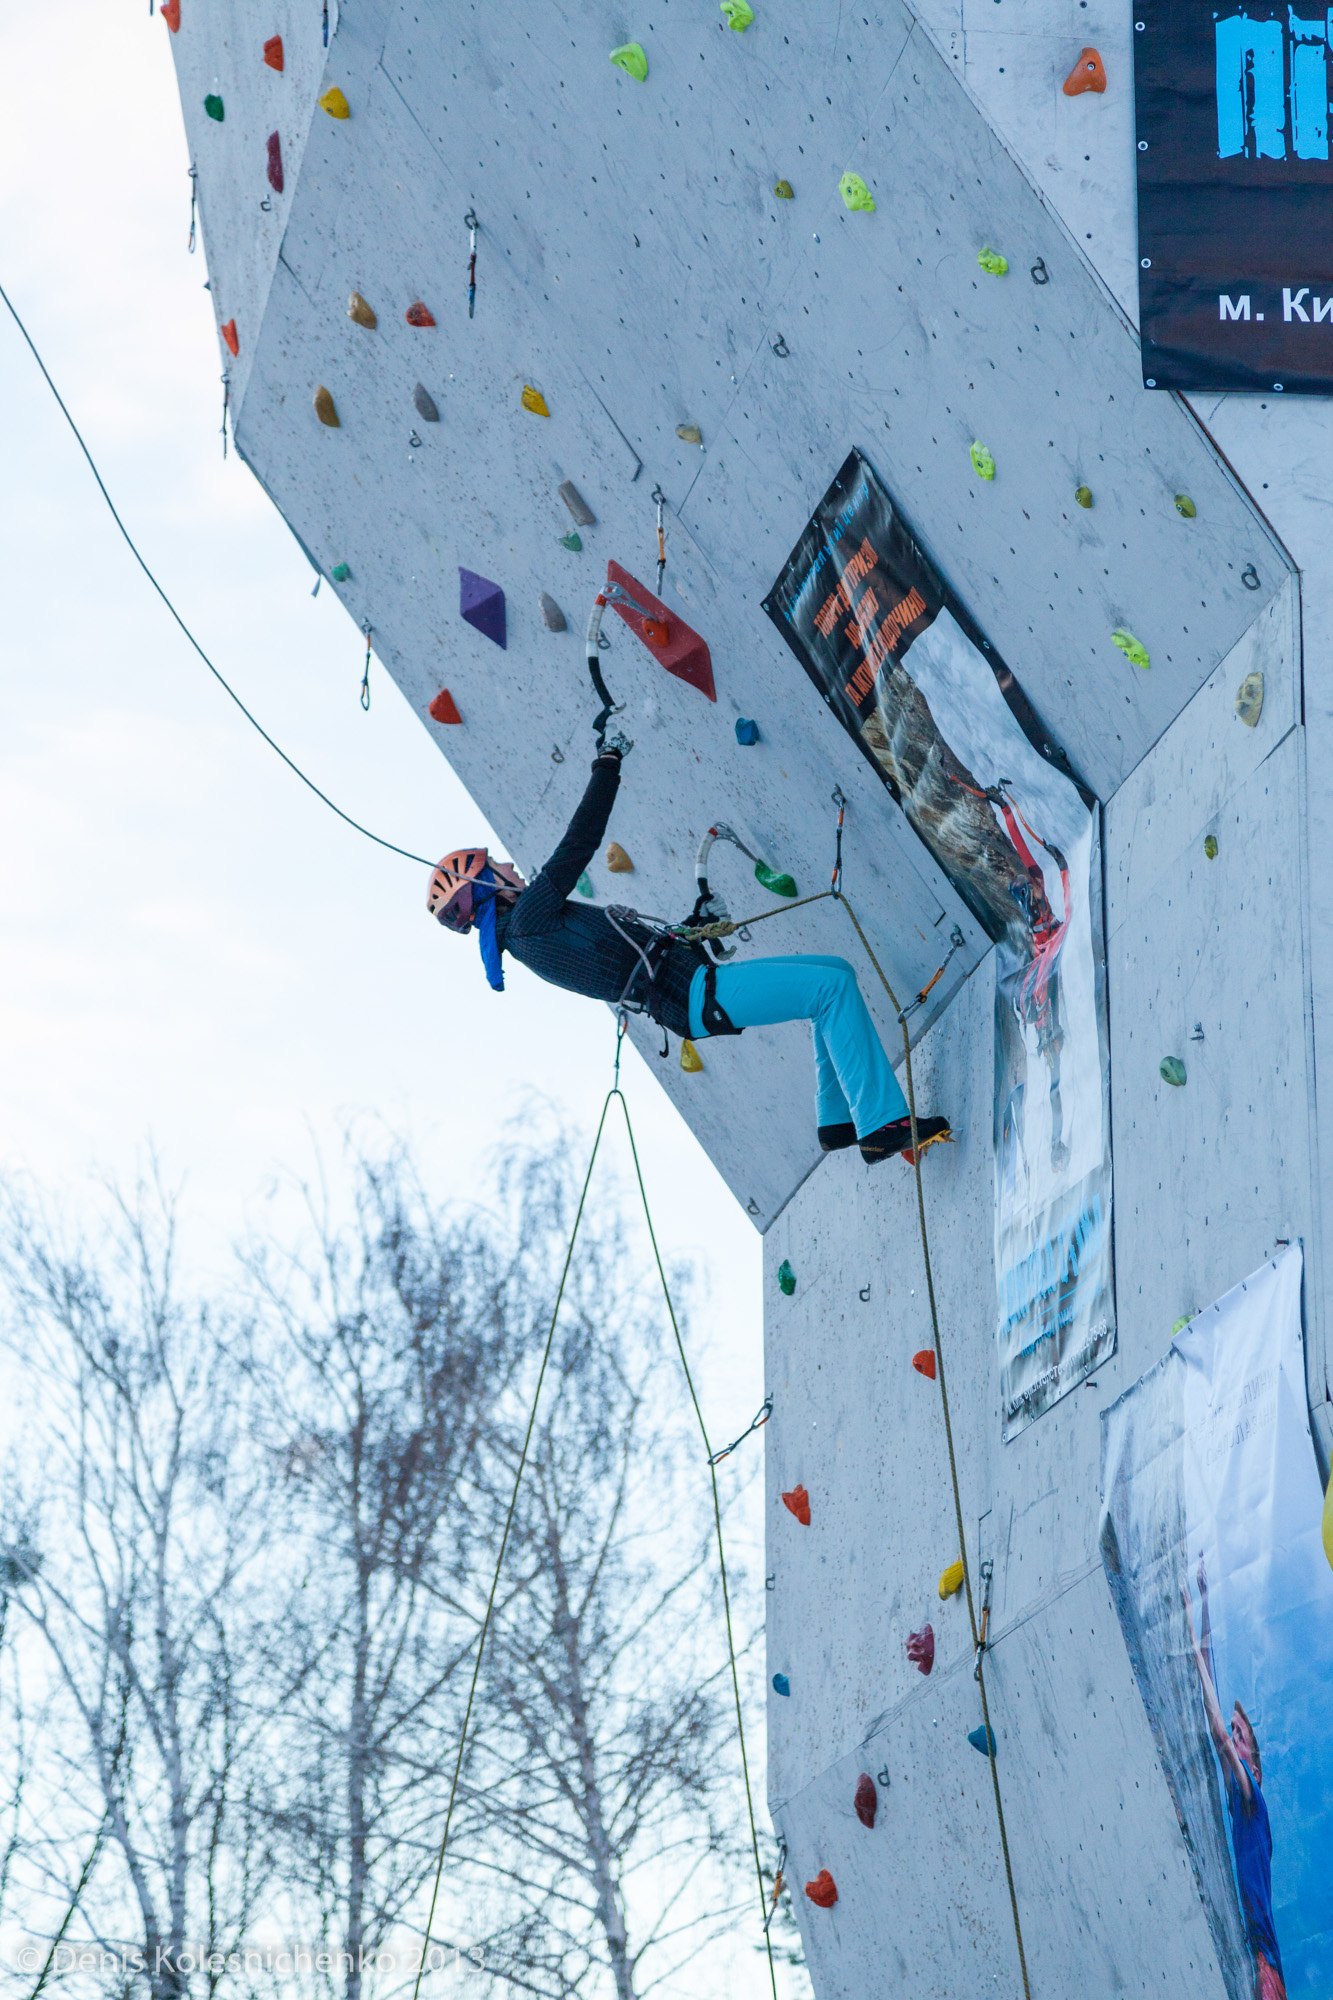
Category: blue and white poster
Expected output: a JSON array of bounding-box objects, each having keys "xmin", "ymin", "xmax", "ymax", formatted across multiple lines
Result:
[
  {"xmin": 1101, "ymin": 1246, "xmax": 1333, "ymax": 1997},
  {"xmin": 1134, "ymin": 0, "xmax": 1333, "ymax": 392}
]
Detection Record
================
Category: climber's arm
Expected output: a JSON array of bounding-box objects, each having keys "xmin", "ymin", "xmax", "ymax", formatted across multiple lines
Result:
[{"xmin": 511, "ymin": 753, "xmax": 622, "ymax": 928}]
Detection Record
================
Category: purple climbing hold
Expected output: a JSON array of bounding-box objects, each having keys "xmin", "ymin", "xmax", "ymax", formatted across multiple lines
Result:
[
  {"xmin": 266, "ymin": 131, "xmax": 284, "ymax": 194},
  {"xmin": 459, "ymin": 568, "xmax": 506, "ymax": 649}
]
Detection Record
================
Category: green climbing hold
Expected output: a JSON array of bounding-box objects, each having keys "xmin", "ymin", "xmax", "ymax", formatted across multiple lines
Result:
[
  {"xmin": 575, "ymin": 871, "xmax": 595, "ymax": 898},
  {"xmin": 1112, "ymin": 628, "xmax": 1150, "ymax": 671},
  {"xmin": 720, "ymin": 0, "xmax": 755, "ymax": 25},
  {"xmin": 777, "ymin": 1259, "xmax": 797, "ymax": 1296},
  {"xmin": 1171, "ymin": 1315, "xmax": 1191, "ymax": 1336},
  {"xmin": 1160, "ymin": 1056, "xmax": 1187, "ymax": 1088},
  {"xmin": 331, "ymin": 561, "xmax": 351, "ymax": 583},
  {"xmin": 970, "ymin": 440, "xmax": 996, "ymax": 482},
  {"xmin": 1204, "ymin": 833, "xmax": 1219, "ymax": 860},
  {"xmin": 755, "ymin": 862, "xmax": 798, "ymax": 898},
  {"xmin": 773, "ymin": 178, "xmax": 794, "ymax": 199},
  {"xmin": 1174, "ymin": 493, "xmax": 1197, "ymax": 518},
  {"xmin": 1075, "ymin": 485, "xmax": 1094, "ymax": 509},
  {"xmin": 204, "ymin": 93, "xmax": 225, "ymax": 122},
  {"xmin": 559, "ymin": 531, "xmax": 583, "ymax": 552},
  {"xmin": 977, "ymin": 247, "xmax": 1009, "ymax": 276},
  {"xmin": 609, "ymin": 42, "xmax": 649, "ymax": 80},
  {"xmin": 838, "ymin": 171, "xmax": 875, "ymax": 212}
]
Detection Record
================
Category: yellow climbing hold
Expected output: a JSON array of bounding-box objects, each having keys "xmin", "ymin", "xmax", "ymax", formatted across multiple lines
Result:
[
  {"xmin": 1322, "ymin": 1465, "xmax": 1333, "ymax": 1575},
  {"xmin": 977, "ymin": 246, "xmax": 1009, "ymax": 276},
  {"xmin": 1112, "ymin": 628, "xmax": 1150, "ymax": 670},
  {"xmin": 970, "ymin": 440, "xmax": 996, "ymax": 481},
  {"xmin": 313, "ymin": 385, "xmax": 340, "ymax": 428},
  {"xmin": 606, "ymin": 842, "xmax": 634, "ymax": 873},
  {"xmin": 1235, "ymin": 670, "xmax": 1264, "ymax": 727},
  {"xmin": 721, "ymin": 0, "xmax": 756, "ymax": 26},
  {"xmin": 838, "ymin": 171, "xmax": 875, "ymax": 212},
  {"xmin": 1075, "ymin": 485, "xmax": 1094, "ymax": 509},
  {"xmin": 1174, "ymin": 493, "xmax": 1198, "ymax": 518},
  {"xmin": 319, "ymin": 85, "xmax": 351, "ymax": 119},
  {"xmin": 676, "ymin": 422, "xmax": 703, "ymax": 445},
  {"xmin": 773, "ymin": 178, "xmax": 794, "ymax": 199},
  {"xmin": 347, "ymin": 291, "xmax": 377, "ymax": 329},
  {"xmin": 609, "ymin": 42, "xmax": 649, "ymax": 81},
  {"xmin": 681, "ymin": 1039, "xmax": 705, "ymax": 1073},
  {"xmin": 521, "ymin": 384, "xmax": 550, "ymax": 417},
  {"xmin": 938, "ymin": 1559, "xmax": 965, "ymax": 1600}
]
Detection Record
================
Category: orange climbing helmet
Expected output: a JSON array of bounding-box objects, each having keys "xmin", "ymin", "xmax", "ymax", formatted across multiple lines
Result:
[{"xmin": 427, "ymin": 848, "xmax": 525, "ymax": 932}]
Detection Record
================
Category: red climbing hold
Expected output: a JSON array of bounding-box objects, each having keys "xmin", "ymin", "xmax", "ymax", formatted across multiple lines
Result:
[
  {"xmin": 405, "ymin": 301, "xmax": 437, "ymax": 327},
  {"xmin": 781, "ymin": 1485, "xmax": 811, "ymax": 1526},
  {"xmin": 906, "ymin": 1623, "xmax": 936, "ymax": 1675},
  {"xmin": 912, "ymin": 1349, "xmax": 937, "ymax": 1380},
  {"xmin": 220, "ymin": 319, "xmax": 239, "ymax": 357},
  {"xmin": 266, "ymin": 131, "xmax": 284, "ymax": 194},
  {"xmin": 161, "ymin": 0, "xmax": 181, "ymax": 29},
  {"xmin": 804, "ymin": 1871, "xmax": 838, "ymax": 1909},
  {"xmin": 604, "ymin": 560, "xmax": 716, "ymax": 703},
  {"xmin": 263, "ymin": 34, "xmax": 284, "ymax": 70},
  {"xmin": 854, "ymin": 1774, "xmax": 877, "ymax": 1829},
  {"xmin": 1063, "ymin": 46, "xmax": 1107, "ymax": 94},
  {"xmin": 428, "ymin": 689, "xmax": 462, "ymax": 725}
]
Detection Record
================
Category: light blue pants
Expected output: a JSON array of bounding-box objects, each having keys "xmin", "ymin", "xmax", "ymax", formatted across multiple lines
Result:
[{"xmin": 687, "ymin": 954, "xmax": 908, "ymax": 1137}]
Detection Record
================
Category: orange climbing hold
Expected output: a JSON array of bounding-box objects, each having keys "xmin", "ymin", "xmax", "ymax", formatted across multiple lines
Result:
[
  {"xmin": 405, "ymin": 301, "xmax": 437, "ymax": 327},
  {"xmin": 161, "ymin": 0, "xmax": 181, "ymax": 28},
  {"xmin": 854, "ymin": 1774, "xmax": 877, "ymax": 1829},
  {"xmin": 606, "ymin": 843, "xmax": 634, "ymax": 873},
  {"xmin": 1063, "ymin": 46, "xmax": 1106, "ymax": 94},
  {"xmin": 804, "ymin": 1871, "xmax": 838, "ymax": 1909},
  {"xmin": 428, "ymin": 690, "xmax": 462, "ymax": 725},
  {"xmin": 220, "ymin": 319, "xmax": 239, "ymax": 357},
  {"xmin": 912, "ymin": 1349, "xmax": 937, "ymax": 1380},
  {"xmin": 263, "ymin": 34, "xmax": 284, "ymax": 69},
  {"xmin": 781, "ymin": 1485, "xmax": 811, "ymax": 1526},
  {"xmin": 641, "ymin": 615, "xmax": 670, "ymax": 649}
]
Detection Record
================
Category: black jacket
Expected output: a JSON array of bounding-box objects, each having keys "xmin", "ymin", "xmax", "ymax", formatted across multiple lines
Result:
[{"xmin": 497, "ymin": 756, "xmax": 707, "ymax": 1038}]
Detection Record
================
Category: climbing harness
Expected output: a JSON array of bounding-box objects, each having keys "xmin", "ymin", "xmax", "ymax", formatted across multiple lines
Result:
[
  {"xmin": 411, "ymin": 1019, "xmax": 780, "ymax": 2000},
  {"xmin": 465, "ymin": 209, "xmax": 478, "ymax": 319}
]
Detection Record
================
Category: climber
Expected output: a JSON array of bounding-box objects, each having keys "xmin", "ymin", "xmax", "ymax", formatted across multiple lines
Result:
[
  {"xmin": 427, "ymin": 742, "xmax": 951, "ymax": 1164},
  {"xmin": 1182, "ymin": 1559, "xmax": 1286, "ymax": 2000}
]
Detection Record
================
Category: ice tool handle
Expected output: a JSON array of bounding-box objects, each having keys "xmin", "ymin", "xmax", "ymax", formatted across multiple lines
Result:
[{"xmin": 586, "ymin": 582, "xmax": 652, "ymax": 751}]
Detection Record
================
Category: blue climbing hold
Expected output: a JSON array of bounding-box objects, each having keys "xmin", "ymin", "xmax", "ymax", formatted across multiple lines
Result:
[
  {"xmin": 772, "ymin": 1673, "xmax": 791, "ymax": 1697},
  {"xmin": 735, "ymin": 717, "xmax": 760, "ymax": 746},
  {"xmin": 459, "ymin": 568, "xmax": 506, "ymax": 648},
  {"xmin": 968, "ymin": 1725, "xmax": 997, "ymax": 1757}
]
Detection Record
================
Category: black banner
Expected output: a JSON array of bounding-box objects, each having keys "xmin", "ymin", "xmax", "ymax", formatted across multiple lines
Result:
[{"xmin": 1135, "ymin": 0, "xmax": 1333, "ymax": 393}]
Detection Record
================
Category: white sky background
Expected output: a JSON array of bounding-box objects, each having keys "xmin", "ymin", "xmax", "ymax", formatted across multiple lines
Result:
[{"xmin": 0, "ymin": 8, "xmax": 773, "ymax": 1973}]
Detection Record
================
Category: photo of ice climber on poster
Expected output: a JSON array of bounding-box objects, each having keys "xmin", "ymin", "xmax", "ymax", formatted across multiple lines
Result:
[
  {"xmin": 764, "ymin": 449, "xmax": 1114, "ymax": 1434},
  {"xmin": 1101, "ymin": 1246, "xmax": 1333, "ymax": 1998}
]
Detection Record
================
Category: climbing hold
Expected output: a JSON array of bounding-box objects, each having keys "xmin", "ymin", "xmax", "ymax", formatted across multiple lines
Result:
[
  {"xmin": 721, "ymin": 0, "xmax": 756, "ymax": 27},
  {"xmin": 347, "ymin": 292, "xmax": 377, "ymax": 329},
  {"xmin": 1235, "ymin": 670, "xmax": 1264, "ymax": 728},
  {"xmin": 604, "ymin": 560, "xmax": 717, "ymax": 702},
  {"xmin": 204, "ymin": 93, "xmax": 225, "ymax": 122},
  {"xmin": 1063, "ymin": 47, "xmax": 1107, "ymax": 94},
  {"xmin": 773, "ymin": 179, "xmax": 794, "ymax": 199},
  {"xmin": 970, "ymin": 440, "xmax": 996, "ymax": 481},
  {"xmin": 938, "ymin": 1559, "xmax": 965, "ymax": 1600},
  {"xmin": 459, "ymin": 568, "xmax": 506, "ymax": 649},
  {"xmin": 772, "ymin": 1673, "xmax": 791, "ymax": 1697},
  {"xmin": 838, "ymin": 171, "xmax": 875, "ymax": 212},
  {"xmin": 575, "ymin": 871, "xmax": 595, "ymax": 898},
  {"xmin": 676, "ymin": 423, "xmax": 703, "ymax": 446},
  {"xmin": 609, "ymin": 42, "xmax": 649, "ymax": 80},
  {"xmin": 521, "ymin": 383, "xmax": 550, "ymax": 416},
  {"xmin": 558, "ymin": 480, "xmax": 595, "ymax": 526},
  {"xmin": 405, "ymin": 301, "xmax": 436, "ymax": 327},
  {"xmin": 412, "ymin": 383, "xmax": 439, "ymax": 422},
  {"xmin": 262, "ymin": 33, "xmax": 284, "ymax": 69},
  {"xmin": 754, "ymin": 861, "xmax": 798, "ymax": 898},
  {"xmin": 680, "ymin": 1039, "xmax": 705, "ymax": 1073},
  {"xmin": 906, "ymin": 1624, "xmax": 936, "ymax": 1675},
  {"xmin": 319, "ymin": 85, "xmax": 351, "ymax": 118},
  {"xmin": 559, "ymin": 531, "xmax": 584, "ymax": 553},
  {"xmin": 220, "ymin": 319, "xmax": 240, "ymax": 358},
  {"xmin": 1174, "ymin": 493, "xmax": 1198, "ymax": 518},
  {"xmin": 539, "ymin": 592, "xmax": 567, "ymax": 632},
  {"xmin": 266, "ymin": 131, "xmax": 284, "ymax": 195},
  {"xmin": 330, "ymin": 561, "xmax": 351, "ymax": 582},
  {"xmin": 977, "ymin": 247, "xmax": 1009, "ymax": 276},
  {"xmin": 1171, "ymin": 1315, "xmax": 1192, "ymax": 1336},
  {"xmin": 428, "ymin": 689, "xmax": 462, "ymax": 725},
  {"xmin": 911, "ymin": 1349, "xmax": 937, "ymax": 1380},
  {"xmin": 606, "ymin": 843, "xmax": 634, "ymax": 873},
  {"xmin": 1323, "ymin": 1465, "xmax": 1333, "ymax": 1576},
  {"xmin": 1112, "ymin": 628, "xmax": 1150, "ymax": 670},
  {"xmin": 1204, "ymin": 833, "xmax": 1219, "ymax": 860},
  {"xmin": 804, "ymin": 1871, "xmax": 838, "ymax": 1909},
  {"xmin": 735, "ymin": 717, "xmax": 760, "ymax": 746},
  {"xmin": 1075, "ymin": 485, "xmax": 1094, "ymax": 509},
  {"xmin": 777, "ymin": 1260, "xmax": 796, "ymax": 1296},
  {"xmin": 968, "ymin": 1725, "xmax": 997, "ymax": 1757},
  {"xmin": 854, "ymin": 1774, "xmax": 877, "ymax": 1828},
  {"xmin": 781, "ymin": 1485, "xmax": 810, "ymax": 1525},
  {"xmin": 1159, "ymin": 1056, "xmax": 1187, "ymax": 1087},
  {"xmin": 313, "ymin": 385, "xmax": 340, "ymax": 428},
  {"xmin": 161, "ymin": 0, "xmax": 181, "ymax": 28}
]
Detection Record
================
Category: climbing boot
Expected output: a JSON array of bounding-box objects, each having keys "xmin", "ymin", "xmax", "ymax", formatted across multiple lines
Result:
[
  {"xmin": 859, "ymin": 1115, "xmax": 952, "ymax": 1164},
  {"xmin": 817, "ymin": 1122, "xmax": 857, "ymax": 1152}
]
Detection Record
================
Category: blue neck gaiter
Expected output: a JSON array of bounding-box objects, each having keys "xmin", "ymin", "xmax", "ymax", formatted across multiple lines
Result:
[{"xmin": 474, "ymin": 868, "xmax": 506, "ymax": 992}]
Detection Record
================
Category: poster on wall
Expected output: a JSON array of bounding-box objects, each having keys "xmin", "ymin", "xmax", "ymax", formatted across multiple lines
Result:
[
  {"xmin": 762, "ymin": 450, "xmax": 1115, "ymax": 1437},
  {"xmin": 1134, "ymin": 0, "xmax": 1333, "ymax": 393},
  {"xmin": 1101, "ymin": 1247, "xmax": 1333, "ymax": 1998}
]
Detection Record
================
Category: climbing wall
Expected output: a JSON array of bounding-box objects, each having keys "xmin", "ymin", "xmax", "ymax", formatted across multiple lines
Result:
[{"xmin": 164, "ymin": 1, "xmax": 1332, "ymax": 1991}]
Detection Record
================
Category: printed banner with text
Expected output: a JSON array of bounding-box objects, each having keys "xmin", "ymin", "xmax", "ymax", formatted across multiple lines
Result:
[{"xmin": 763, "ymin": 450, "xmax": 1115, "ymax": 1435}]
